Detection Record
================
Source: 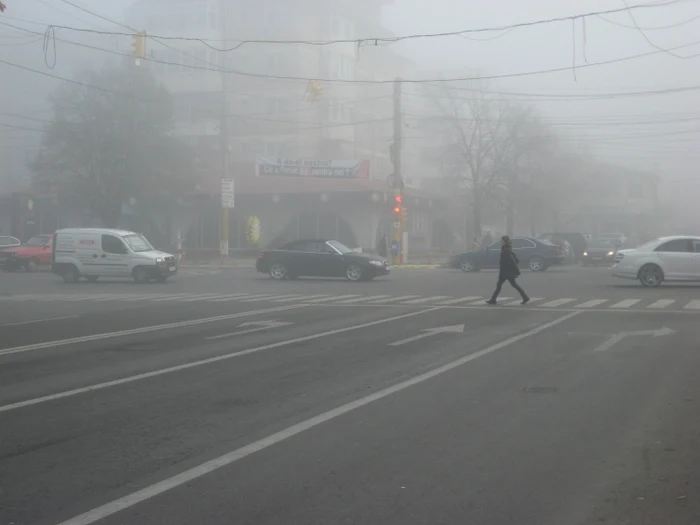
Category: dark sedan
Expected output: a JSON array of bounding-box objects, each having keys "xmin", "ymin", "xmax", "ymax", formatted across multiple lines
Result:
[
  {"xmin": 452, "ymin": 237, "xmax": 565, "ymax": 273},
  {"xmin": 581, "ymin": 239, "xmax": 617, "ymax": 266},
  {"xmin": 256, "ymin": 239, "xmax": 390, "ymax": 281}
]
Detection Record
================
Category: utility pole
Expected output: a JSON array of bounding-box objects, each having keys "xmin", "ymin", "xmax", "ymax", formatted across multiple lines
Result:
[
  {"xmin": 391, "ymin": 77, "xmax": 404, "ymax": 265},
  {"xmin": 218, "ymin": 0, "xmax": 230, "ymax": 261}
]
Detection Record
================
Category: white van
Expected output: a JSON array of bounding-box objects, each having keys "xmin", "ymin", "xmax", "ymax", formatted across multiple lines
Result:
[{"xmin": 52, "ymin": 228, "xmax": 178, "ymax": 283}]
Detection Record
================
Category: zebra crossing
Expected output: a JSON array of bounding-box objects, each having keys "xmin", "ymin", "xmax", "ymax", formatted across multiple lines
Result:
[{"xmin": 2, "ymin": 292, "xmax": 700, "ymax": 311}]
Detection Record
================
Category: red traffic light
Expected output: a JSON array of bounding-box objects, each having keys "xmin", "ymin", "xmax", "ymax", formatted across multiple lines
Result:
[{"xmin": 394, "ymin": 195, "xmax": 403, "ymax": 204}]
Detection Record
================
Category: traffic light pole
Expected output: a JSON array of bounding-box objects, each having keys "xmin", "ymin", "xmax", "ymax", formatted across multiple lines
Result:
[
  {"xmin": 218, "ymin": 0, "xmax": 230, "ymax": 262},
  {"xmin": 392, "ymin": 78, "xmax": 403, "ymax": 265}
]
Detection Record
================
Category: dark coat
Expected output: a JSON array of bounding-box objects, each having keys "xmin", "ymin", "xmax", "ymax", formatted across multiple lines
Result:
[{"xmin": 499, "ymin": 245, "xmax": 521, "ymax": 279}]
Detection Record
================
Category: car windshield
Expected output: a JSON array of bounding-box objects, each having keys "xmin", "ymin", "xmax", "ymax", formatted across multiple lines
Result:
[
  {"xmin": 540, "ymin": 239, "xmax": 556, "ymax": 246},
  {"xmin": 123, "ymin": 234, "xmax": 153, "ymax": 253},
  {"xmin": 327, "ymin": 240, "xmax": 353, "ymax": 254},
  {"xmin": 25, "ymin": 236, "xmax": 50, "ymax": 246},
  {"xmin": 589, "ymin": 240, "xmax": 614, "ymax": 249},
  {"xmin": 635, "ymin": 238, "xmax": 660, "ymax": 250}
]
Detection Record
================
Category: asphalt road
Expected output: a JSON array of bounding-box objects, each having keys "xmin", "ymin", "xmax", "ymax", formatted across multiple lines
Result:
[{"xmin": 1, "ymin": 265, "xmax": 699, "ymax": 524}]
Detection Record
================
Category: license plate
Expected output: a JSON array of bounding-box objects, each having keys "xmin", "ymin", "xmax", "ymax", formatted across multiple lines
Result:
[
  {"xmin": 169, "ymin": 266, "xmax": 176, "ymax": 272},
  {"xmin": 592, "ymin": 257, "xmax": 601, "ymax": 261}
]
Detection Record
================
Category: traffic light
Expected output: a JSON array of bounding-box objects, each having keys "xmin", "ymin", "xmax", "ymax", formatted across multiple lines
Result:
[
  {"xmin": 132, "ymin": 31, "xmax": 146, "ymax": 59},
  {"xmin": 308, "ymin": 80, "xmax": 324, "ymax": 102},
  {"xmin": 393, "ymin": 194, "xmax": 402, "ymax": 215}
]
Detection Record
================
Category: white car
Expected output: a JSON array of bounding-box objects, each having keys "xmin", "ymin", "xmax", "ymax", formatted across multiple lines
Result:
[{"xmin": 611, "ymin": 236, "xmax": 700, "ymax": 287}]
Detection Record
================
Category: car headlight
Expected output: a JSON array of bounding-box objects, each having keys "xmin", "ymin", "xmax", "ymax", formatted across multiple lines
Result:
[
  {"xmin": 607, "ymin": 251, "xmax": 614, "ymax": 256},
  {"xmin": 155, "ymin": 257, "xmax": 164, "ymax": 263},
  {"xmin": 583, "ymin": 252, "xmax": 588, "ymax": 256},
  {"xmin": 369, "ymin": 260, "xmax": 384, "ymax": 266}
]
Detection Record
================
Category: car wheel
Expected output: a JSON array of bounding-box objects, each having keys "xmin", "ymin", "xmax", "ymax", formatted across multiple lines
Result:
[
  {"xmin": 529, "ymin": 256, "xmax": 545, "ymax": 272},
  {"xmin": 269, "ymin": 263, "xmax": 287, "ymax": 280},
  {"xmin": 61, "ymin": 265, "xmax": 80, "ymax": 283},
  {"xmin": 639, "ymin": 264, "xmax": 663, "ymax": 287},
  {"xmin": 460, "ymin": 259, "xmax": 478, "ymax": 272},
  {"xmin": 26, "ymin": 257, "xmax": 40, "ymax": 272},
  {"xmin": 133, "ymin": 267, "xmax": 150, "ymax": 284},
  {"xmin": 346, "ymin": 263, "xmax": 363, "ymax": 281},
  {"xmin": 85, "ymin": 276, "xmax": 99, "ymax": 283}
]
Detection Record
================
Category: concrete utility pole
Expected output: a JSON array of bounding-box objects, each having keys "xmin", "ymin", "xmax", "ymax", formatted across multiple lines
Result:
[
  {"xmin": 391, "ymin": 77, "xmax": 404, "ymax": 265},
  {"xmin": 218, "ymin": 0, "xmax": 230, "ymax": 261}
]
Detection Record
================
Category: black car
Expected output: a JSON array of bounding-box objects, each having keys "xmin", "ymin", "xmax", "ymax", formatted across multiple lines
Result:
[
  {"xmin": 581, "ymin": 239, "xmax": 617, "ymax": 266},
  {"xmin": 452, "ymin": 237, "xmax": 565, "ymax": 273},
  {"xmin": 256, "ymin": 239, "xmax": 390, "ymax": 281}
]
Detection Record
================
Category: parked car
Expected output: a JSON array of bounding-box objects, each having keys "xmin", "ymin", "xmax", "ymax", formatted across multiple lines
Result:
[
  {"xmin": 612, "ymin": 236, "xmax": 700, "ymax": 287},
  {"xmin": 52, "ymin": 228, "xmax": 178, "ymax": 283},
  {"xmin": 256, "ymin": 239, "xmax": 390, "ymax": 281},
  {"xmin": 537, "ymin": 232, "xmax": 588, "ymax": 261},
  {"xmin": 581, "ymin": 239, "xmax": 617, "ymax": 266},
  {"xmin": 0, "ymin": 236, "xmax": 20, "ymax": 248},
  {"xmin": 452, "ymin": 237, "xmax": 565, "ymax": 272},
  {"xmin": 0, "ymin": 234, "xmax": 54, "ymax": 271}
]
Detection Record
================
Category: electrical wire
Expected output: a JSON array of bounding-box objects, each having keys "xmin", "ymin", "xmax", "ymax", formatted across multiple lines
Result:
[
  {"xmin": 596, "ymin": 11, "xmax": 700, "ymax": 30},
  {"xmin": 34, "ymin": 0, "xmax": 691, "ymax": 48},
  {"xmin": 620, "ymin": 0, "xmax": 695, "ymax": 58}
]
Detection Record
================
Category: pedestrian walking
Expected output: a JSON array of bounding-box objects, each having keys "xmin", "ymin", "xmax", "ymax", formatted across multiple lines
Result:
[{"xmin": 486, "ymin": 235, "xmax": 530, "ymax": 305}]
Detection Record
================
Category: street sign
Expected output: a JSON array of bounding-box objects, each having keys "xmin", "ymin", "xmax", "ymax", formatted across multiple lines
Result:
[{"xmin": 221, "ymin": 179, "xmax": 234, "ymax": 208}]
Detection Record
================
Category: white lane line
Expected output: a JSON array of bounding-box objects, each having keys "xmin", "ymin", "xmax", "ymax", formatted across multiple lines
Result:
[
  {"xmin": 54, "ymin": 295, "xmax": 98, "ymax": 302},
  {"xmin": 368, "ymin": 295, "xmax": 420, "ymax": 304},
  {"xmin": 684, "ymin": 300, "xmax": 700, "ymax": 310},
  {"xmin": 0, "ymin": 315, "xmax": 79, "ymax": 327},
  {"xmin": 333, "ymin": 295, "xmax": 392, "ymax": 304},
  {"xmin": 116, "ymin": 295, "xmax": 167, "ymax": 302},
  {"xmin": 540, "ymin": 298, "xmax": 577, "ymax": 308},
  {"xmin": 251, "ymin": 294, "xmax": 302, "ymax": 302},
  {"xmin": 504, "ymin": 297, "xmax": 542, "ymax": 306},
  {"xmin": 0, "ymin": 305, "xmax": 307, "ymax": 359},
  {"xmin": 647, "ymin": 299, "xmax": 675, "ymax": 309},
  {"xmin": 89, "ymin": 295, "xmax": 156, "ymax": 302},
  {"xmin": 1, "ymin": 307, "xmax": 441, "ymax": 414},
  {"xmin": 306, "ymin": 295, "xmax": 360, "ymax": 303},
  {"xmin": 575, "ymin": 299, "xmax": 608, "ymax": 308},
  {"xmin": 437, "ymin": 296, "xmax": 481, "ymax": 305},
  {"xmin": 53, "ymin": 310, "xmax": 581, "ymax": 525},
  {"xmin": 609, "ymin": 299, "xmax": 642, "ymax": 309},
  {"xmin": 274, "ymin": 294, "xmax": 326, "ymax": 303},
  {"xmin": 401, "ymin": 296, "xmax": 451, "ymax": 304}
]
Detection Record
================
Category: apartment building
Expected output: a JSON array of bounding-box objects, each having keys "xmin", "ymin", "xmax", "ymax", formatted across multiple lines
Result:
[{"xmin": 126, "ymin": 0, "xmax": 405, "ymax": 179}]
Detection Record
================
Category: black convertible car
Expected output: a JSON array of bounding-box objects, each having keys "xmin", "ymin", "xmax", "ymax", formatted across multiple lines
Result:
[
  {"xmin": 452, "ymin": 237, "xmax": 565, "ymax": 272},
  {"xmin": 256, "ymin": 239, "xmax": 390, "ymax": 281}
]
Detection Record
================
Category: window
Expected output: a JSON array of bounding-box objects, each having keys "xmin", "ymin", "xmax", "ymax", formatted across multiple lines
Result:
[
  {"xmin": 26, "ymin": 235, "xmax": 50, "ymax": 246},
  {"xmin": 512, "ymin": 238, "xmax": 536, "ymax": 249},
  {"xmin": 102, "ymin": 235, "xmax": 127, "ymax": 255},
  {"xmin": 693, "ymin": 241, "xmax": 700, "ymax": 253},
  {"xmin": 487, "ymin": 241, "xmax": 501, "ymax": 250},
  {"xmin": 655, "ymin": 239, "xmax": 691, "ymax": 253},
  {"xmin": 124, "ymin": 234, "xmax": 153, "ymax": 253}
]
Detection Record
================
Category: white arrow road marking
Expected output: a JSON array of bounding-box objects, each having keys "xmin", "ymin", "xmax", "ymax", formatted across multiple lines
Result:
[
  {"xmin": 389, "ymin": 324, "xmax": 465, "ymax": 346},
  {"xmin": 593, "ymin": 326, "xmax": 675, "ymax": 353},
  {"xmin": 206, "ymin": 320, "xmax": 294, "ymax": 340}
]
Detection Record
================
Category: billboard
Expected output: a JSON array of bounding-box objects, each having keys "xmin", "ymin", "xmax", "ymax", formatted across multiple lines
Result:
[{"xmin": 257, "ymin": 158, "xmax": 370, "ymax": 179}]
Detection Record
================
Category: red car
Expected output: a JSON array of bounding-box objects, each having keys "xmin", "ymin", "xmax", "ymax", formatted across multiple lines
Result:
[{"xmin": 0, "ymin": 234, "xmax": 54, "ymax": 272}]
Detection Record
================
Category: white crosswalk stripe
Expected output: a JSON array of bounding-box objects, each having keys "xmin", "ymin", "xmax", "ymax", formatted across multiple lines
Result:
[
  {"xmin": 575, "ymin": 299, "xmax": 608, "ymax": 308},
  {"xmin": 437, "ymin": 296, "xmax": 482, "ymax": 305},
  {"xmin": 178, "ymin": 294, "xmax": 229, "ymax": 302},
  {"xmin": 647, "ymin": 299, "xmax": 675, "ymax": 309},
  {"xmin": 274, "ymin": 294, "xmax": 325, "ymax": 303},
  {"xmin": 503, "ymin": 297, "xmax": 542, "ymax": 306},
  {"xmin": 683, "ymin": 300, "xmax": 700, "ymax": 310},
  {"xmin": 334, "ymin": 295, "xmax": 392, "ymax": 304},
  {"xmin": 401, "ymin": 296, "xmax": 451, "ymax": 304},
  {"xmin": 368, "ymin": 295, "xmax": 420, "ymax": 304},
  {"xmin": 307, "ymin": 295, "xmax": 360, "ymax": 303},
  {"xmin": 609, "ymin": 299, "xmax": 642, "ymax": 309},
  {"xmin": 540, "ymin": 298, "xmax": 577, "ymax": 308}
]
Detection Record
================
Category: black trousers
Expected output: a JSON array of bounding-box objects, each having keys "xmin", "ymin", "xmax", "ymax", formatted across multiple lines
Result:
[{"xmin": 491, "ymin": 275, "xmax": 528, "ymax": 300}]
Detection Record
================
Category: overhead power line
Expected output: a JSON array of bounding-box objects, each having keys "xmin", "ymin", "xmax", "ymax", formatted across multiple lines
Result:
[{"xmin": 24, "ymin": 0, "xmax": 690, "ymax": 49}]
